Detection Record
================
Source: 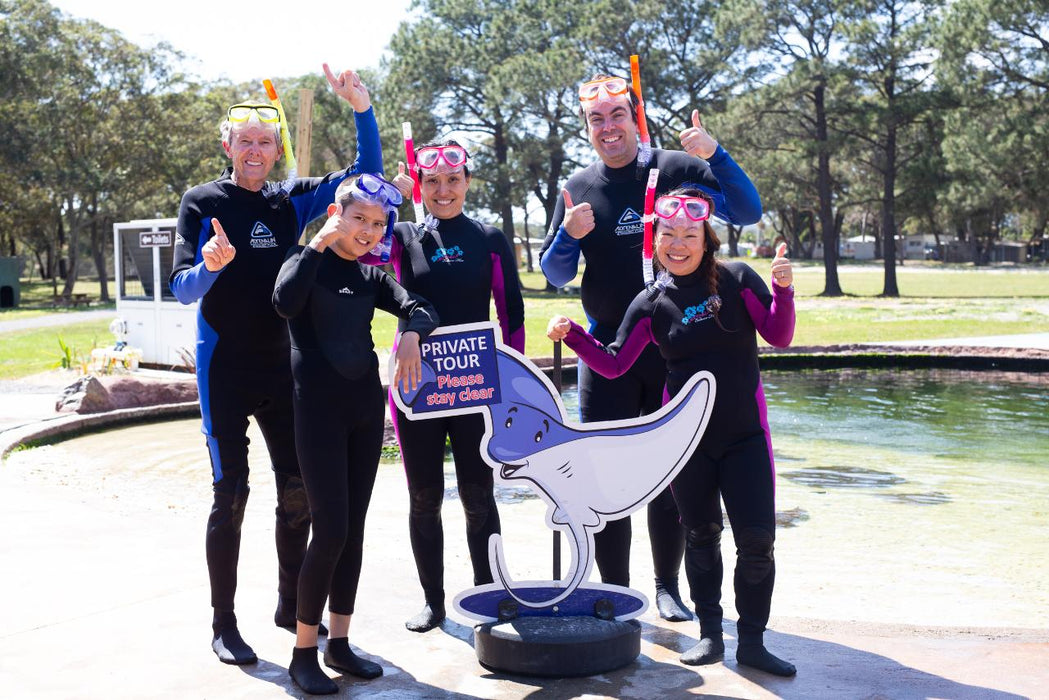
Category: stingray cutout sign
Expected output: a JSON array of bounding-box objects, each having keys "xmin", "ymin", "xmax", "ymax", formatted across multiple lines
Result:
[{"xmin": 391, "ymin": 322, "xmax": 716, "ymax": 622}]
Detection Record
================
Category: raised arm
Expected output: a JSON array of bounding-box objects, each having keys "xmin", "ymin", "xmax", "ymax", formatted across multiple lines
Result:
[
  {"xmin": 170, "ymin": 193, "xmax": 228, "ymax": 304},
  {"xmin": 739, "ymin": 248, "xmax": 795, "ymax": 347},
  {"xmin": 271, "ymin": 246, "xmax": 321, "ymax": 319}
]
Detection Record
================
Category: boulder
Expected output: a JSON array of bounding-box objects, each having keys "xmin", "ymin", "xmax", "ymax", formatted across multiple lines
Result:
[{"xmin": 55, "ymin": 376, "xmax": 111, "ymax": 413}]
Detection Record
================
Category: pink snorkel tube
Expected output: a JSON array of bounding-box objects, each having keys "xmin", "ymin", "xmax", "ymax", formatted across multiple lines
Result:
[
  {"xmin": 642, "ymin": 168, "xmax": 660, "ymax": 286},
  {"xmin": 402, "ymin": 122, "xmax": 426, "ymax": 225}
]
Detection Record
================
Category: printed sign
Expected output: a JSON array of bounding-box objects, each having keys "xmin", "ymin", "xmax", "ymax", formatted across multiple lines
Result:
[
  {"xmin": 139, "ymin": 231, "xmax": 172, "ymax": 247},
  {"xmin": 391, "ymin": 322, "xmax": 716, "ymax": 622}
]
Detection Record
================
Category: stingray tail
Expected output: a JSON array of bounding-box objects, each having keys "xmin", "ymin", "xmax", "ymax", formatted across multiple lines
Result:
[{"xmin": 488, "ymin": 525, "xmax": 590, "ymax": 609}]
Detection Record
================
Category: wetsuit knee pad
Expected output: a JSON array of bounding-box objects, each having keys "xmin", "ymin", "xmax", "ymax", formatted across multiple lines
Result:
[
  {"xmin": 458, "ymin": 483, "xmax": 494, "ymax": 526},
  {"xmin": 685, "ymin": 523, "xmax": 723, "ymax": 572},
  {"xmin": 275, "ymin": 474, "xmax": 311, "ymax": 531},
  {"xmin": 734, "ymin": 526, "xmax": 774, "ymax": 585},
  {"xmin": 213, "ymin": 474, "xmax": 250, "ymax": 530},
  {"xmin": 409, "ymin": 486, "xmax": 444, "ymax": 518}
]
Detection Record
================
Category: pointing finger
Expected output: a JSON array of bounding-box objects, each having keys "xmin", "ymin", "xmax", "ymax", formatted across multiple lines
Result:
[
  {"xmin": 211, "ymin": 218, "xmax": 227, "ymax": 240},
  {"xmin": 562, "ymin": 188, "xmax": 574, "ymax": 209},
  {"xmin": 322, "ymin": 62, "xmax": 340, "ymax": 88}
]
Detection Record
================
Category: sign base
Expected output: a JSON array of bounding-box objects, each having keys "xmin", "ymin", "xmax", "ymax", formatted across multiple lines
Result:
[{"xmin": 474, "ymin": 616, "xmax": 641, "ymax": 678}]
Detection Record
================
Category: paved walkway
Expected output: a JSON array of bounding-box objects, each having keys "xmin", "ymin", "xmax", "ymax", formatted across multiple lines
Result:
[
  {"xmin": 0, "ymin": 308, "xmax": 114, "ymax": 334},
  {"xmin": 1, "ymin": 427, "xmax": 1043, "ymax": 699}
]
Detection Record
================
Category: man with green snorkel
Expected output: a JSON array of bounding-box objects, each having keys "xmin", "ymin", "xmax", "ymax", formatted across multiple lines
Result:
[{"xmin": 170, "ymin": 64, "xmax": 382, "ymax": 665}]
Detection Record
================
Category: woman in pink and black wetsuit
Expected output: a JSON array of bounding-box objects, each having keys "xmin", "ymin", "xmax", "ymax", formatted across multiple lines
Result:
[
  {"xmin": 548, "ymin": 187, "xmax": 797, "ymax": 677},
  {"xmin": 382, "ymin": 140, "xmax": 525, "ymax": 632}
]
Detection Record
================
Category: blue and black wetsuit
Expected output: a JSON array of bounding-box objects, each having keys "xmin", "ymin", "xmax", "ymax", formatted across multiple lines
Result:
[
  {"xmin": 539, "ymin": 146, "xmax": 762, "ymax": 589},
  {"xmin": 376, "ymin": 213, "xmax": 524, "ymax": 613},
  {"xmin": 562, "ymin": 262, "xmax": 794, "ymax": 645},
  {"xmin": 169, "ymin": 108, "xmax": 381, "ymax": 616},
  {"xmin": 272, "ymin": 245, "xmax": 438, "ymax": 627}
]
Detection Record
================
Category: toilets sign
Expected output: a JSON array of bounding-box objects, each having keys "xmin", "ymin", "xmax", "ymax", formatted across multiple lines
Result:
[{"xmin": 412, "ymin": 324, "xmax": 501, "ymax": 413}]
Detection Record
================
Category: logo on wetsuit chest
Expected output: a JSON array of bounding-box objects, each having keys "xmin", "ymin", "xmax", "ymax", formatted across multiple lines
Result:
[
  {"xmin": 249, "ymin": 222, "xmax": 278, "ymax": 249},
  {"xmin": 431, "ymin": 245, "xmax": 464, "ymax": 263},
  {"xmin": 682, "ymin": 295, "xmax": 722, "ymax": 325},
  {"xmin": 338, "ymin": 287, "xmax": 354, "ymax": 295},
  {"xmin": 614, "ymin": 208, "xmax": 644, "ymax": 236}
]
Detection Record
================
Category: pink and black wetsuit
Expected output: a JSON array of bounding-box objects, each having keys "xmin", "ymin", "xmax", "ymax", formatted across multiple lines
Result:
[
  {"xmin": 374, "ymin": 213, "xmax": 525, "ymax": 610},
  {"xmin": 561, "ymin": 260, "xmax": 794, "ymax": 645}
]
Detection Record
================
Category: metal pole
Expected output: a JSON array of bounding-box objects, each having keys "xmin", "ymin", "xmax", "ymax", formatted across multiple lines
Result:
[{"xmin": 552, "ymin": 340, "xmax": 562, "ymax": 580}]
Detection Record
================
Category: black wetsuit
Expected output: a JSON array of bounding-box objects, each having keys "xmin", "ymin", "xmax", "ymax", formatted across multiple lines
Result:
[
  {"xmin": 563, "ymin": 262, "xmax": 795, "ymax": 642},
  {"xmin": 169, "ymin": 108, "xmax": 381, "ymax": 614},
  {"xmin": 375, "ymin": 213, "xmax": 525, "ymax": 607},
  {"xmin": 539, "ymin": 146, "xmax": 762, "ymax": 587},
  {"xmin": 272, "ymin": 245, "xmax": 438, "ymax": 625}
]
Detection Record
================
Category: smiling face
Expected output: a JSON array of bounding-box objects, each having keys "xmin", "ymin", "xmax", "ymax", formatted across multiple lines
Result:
[
  {"xmin": 223, "ymin": 121, "xmax": 281, "ymax": 191},
  {"xmin": 655, "ymin": 217, "xmax": 707, "ymax": 277},
  {"xmin": 419, "ymin": 166, "xmax": 471, "ymax": 219},
  {"xmin": 333, "ymin": 199, "xmax": 388, "ymax": 259},
  {"xmin": 584, "ymin": 95, "xmax": 639, "ymax": 168}
]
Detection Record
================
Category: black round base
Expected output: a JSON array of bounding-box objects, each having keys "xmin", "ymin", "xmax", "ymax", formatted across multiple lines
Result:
[{"xmin": 474, "ymin": 616, "xmax": 641, "ymax": 678}]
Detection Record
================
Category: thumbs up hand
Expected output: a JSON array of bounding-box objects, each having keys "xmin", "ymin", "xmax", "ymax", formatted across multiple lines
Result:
[
  {"xmin": 771, "ymin": 242, "xmax": 793, "ymax": 287},
  {"xmin": 392, "ymin": 161, "xmax": 415, "ymax": 199},
  {"xmin": 202, "ymin": 218, "xmax": 236, "ymax": 271},
  {"xmin": 678, "ymin": 109, "xmax": 718, "ymax": 160},
  {"xmin": 562, "ymin": 189, "xmax": 595, "ymax": 240}
]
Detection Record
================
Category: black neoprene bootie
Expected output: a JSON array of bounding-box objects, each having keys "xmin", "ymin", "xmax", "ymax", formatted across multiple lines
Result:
[
  {"xmin": 289, "ymin": 646, "xmax": 338, "ymax": 694},
  {"xmin": 211, "ymin": 611, "xmax": 257, "ymax": 665},
  {"xmin": 737, "ymin": 641, "xmax": 797, "ymax": 676},
  {"xmin": 655, "ymin": 577, "xmax": 694, "ymax": 622},
  {"xmin": 680, "ymin": 618, "xmax": 725, "ymax": 666},
  {"xmin": 405, "ymin": 601, "xmax": 446, "ymax": 632},
  {"xmin": 274, "ymin": 595, "xmax": 328, "ymax": 635},
  {"xmin": 324, "ymin": 637, "xmax": 383, "ymax": 679}
]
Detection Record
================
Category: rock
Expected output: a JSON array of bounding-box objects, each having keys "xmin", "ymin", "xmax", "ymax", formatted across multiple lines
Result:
[
  {"xmin": 103, "ymin": 376, "xmax": 197, "ymax": 409},
  {"xmin": 55, "ymin": 376, "xmax": 111, "ymax": 414}
]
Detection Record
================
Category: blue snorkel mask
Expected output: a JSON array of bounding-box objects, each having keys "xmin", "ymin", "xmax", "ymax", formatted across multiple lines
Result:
[{"xmin": 344, "ymin": 173, "xmax": 403, "ymax": 263}]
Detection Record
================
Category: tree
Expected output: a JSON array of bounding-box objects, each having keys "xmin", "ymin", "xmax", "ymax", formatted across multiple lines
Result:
[{"xmin": 841, "ymin": 0, "xmax": 943, "ymax": 295}]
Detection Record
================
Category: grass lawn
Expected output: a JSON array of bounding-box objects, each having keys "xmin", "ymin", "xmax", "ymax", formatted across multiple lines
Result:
[
  {"xmin": 1, "ymin": 279, "xmax": 115, "ymax": 321},
  {"xmin": 3, "ymin": 263, "xmax": 1047, "ymax": 380},
  {"xmin": 0, "ymin": 320, "xmax": 113, "ymax": 379}
]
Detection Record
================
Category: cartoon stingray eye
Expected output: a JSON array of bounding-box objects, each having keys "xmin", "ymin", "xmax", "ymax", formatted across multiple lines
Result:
[
  {"xmin": 533, "ymin": 431, "xmax": 543, "ymax": 443},
  {"xmin": 504, "ymin": 416, "xmax": 513, "ymax": 428}
]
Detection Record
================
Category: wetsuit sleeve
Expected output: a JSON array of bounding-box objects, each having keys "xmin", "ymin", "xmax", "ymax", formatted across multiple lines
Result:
[
  {"xmin": 288, "ymin": 107, "xmax": 384, "ymax": 231},
  {"xmin": 739, "ymin": 267, "xmax": 795, "ymax": 348},
  {"xmin": 272, "ymin": 246, "xmax": 320, "ymax": 319},
  {"xmin": 538, "ymin": 191, "xmax": 580, "ymax": 288},
  {"xmin": 697, "ymin": 146, "xmax": 762, "ymax": 226},
  {"xmin": 562, "ymin": 294, "xmax": 655, "ymax": 378},
  {"xmin": 169, "ymin": 190, "xmax": 222, "ymax": 304},
  {"xmin": 372, "ymin": 268, "xmax": 439, "ymax": 339},
  {"xmin": 488, "ymin": 228, "xmax": 526, "ymax": 352}
]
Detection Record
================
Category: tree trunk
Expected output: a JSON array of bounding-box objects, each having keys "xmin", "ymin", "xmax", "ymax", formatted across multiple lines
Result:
[
  {"xmin": 492, "ymin": 117, "xmax": 515, "ymax": 249},
  {"xmin": 881, "ymin": 125, "xmax": 899, "ymax": 297},
  {"xmin": 90, "ymin": 214, "xmax": 110, "ymax": 302},
  {"xmin": 814, "ymin": 81, "xmax": 842, "ymax": 296},
  {"xmin": 61, "ymin": 197, "xmax": 81, "ymax": 299}
]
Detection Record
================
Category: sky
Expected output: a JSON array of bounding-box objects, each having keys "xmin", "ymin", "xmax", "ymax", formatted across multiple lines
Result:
[{"xmin": 50, "ymin": 0, "xmax": 415, "ymax": 84}]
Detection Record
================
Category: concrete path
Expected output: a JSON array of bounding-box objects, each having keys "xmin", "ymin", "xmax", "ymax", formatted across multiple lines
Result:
[
  {"xmin": 0, "ymin": 308, "xmax": 114, "ymax": 334},
  {"xmin": 1, "ymin": 415, "xmax": 1045, "ymax": 699}
]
